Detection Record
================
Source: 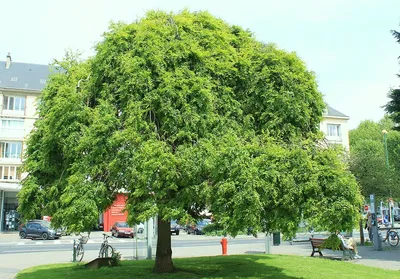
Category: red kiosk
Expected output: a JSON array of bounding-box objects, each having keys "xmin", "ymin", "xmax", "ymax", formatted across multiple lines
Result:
[{"xmin": 103, "ymin": 194, "xmax": 128, "ymax": 232}]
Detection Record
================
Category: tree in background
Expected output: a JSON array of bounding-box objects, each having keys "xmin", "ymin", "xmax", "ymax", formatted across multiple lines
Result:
[
  {"xmin": 384, "ymin": 26, "xmax": 400, "ymax": 128},
  {"xmin": 349, "ymin": 118, "xmax": 400, "ymax": 200},
  {"xmin": 18, "ymin": 10, "xmax": 362, "ymax": 273}
]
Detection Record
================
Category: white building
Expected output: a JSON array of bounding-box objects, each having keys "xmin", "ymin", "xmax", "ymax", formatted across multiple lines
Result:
[
  {"xmin": 320, "ymin": 105, "xmax": 350, "ymax": 150},
  {"xmin": 0, "ymin": 53, "xmax": 50, "ymax": 231}
]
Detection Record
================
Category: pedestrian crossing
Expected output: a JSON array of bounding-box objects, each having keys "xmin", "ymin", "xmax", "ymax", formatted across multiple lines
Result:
[{"xmin": 6, "ymin": 237, "xmax": 138, "ymax": 246}]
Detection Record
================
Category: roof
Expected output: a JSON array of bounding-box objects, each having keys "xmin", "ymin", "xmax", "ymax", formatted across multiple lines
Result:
[
  {"xmin": 0, "ymin": 61, "xmax": 51, "ymax": 91},
  {"xmin": 324, "ymin": 105, "xmax": 349, "ymax": 119}
]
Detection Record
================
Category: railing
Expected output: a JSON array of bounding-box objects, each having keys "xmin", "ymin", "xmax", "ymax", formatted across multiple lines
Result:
[{"xmin": 0, "ymin": 127, "xmax": 25, "ymax": 139}]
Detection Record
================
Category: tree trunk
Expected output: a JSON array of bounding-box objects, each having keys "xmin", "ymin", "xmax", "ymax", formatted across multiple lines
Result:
[
  {"xmin": 359, "ymin": 218, "xmax": 365, "ymax": 246},
  {"xmin": 153, "ymin": 218, "xmax": 174, "ymax": 273}
]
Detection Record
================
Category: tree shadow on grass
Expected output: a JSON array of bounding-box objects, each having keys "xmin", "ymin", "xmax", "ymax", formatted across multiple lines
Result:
[
  {"xmin": 16, "ymin": 256, "xmax": 302, "ymax": 279},
  {"xmin": 172, "ymin": 255, "xmax": 303, "ymax": 279}
]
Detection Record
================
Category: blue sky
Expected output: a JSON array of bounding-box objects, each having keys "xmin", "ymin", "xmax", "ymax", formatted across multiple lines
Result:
[{"xmin": 1, "ymin": 0, "xmax": 399, "ymax": 129}]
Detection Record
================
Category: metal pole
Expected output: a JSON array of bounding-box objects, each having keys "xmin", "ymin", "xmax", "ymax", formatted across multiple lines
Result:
[
  {"xmin": 383, "ymin": 132, "xmax": 389, "ymax": 168},
  {"xmin": 72, "ymin": 239, "xmax": 76, "ymax": 262},
  {"xmin": 371, "ymin": 194, "xmax": 382, "ymax": 251},
  {"xmin": 146, "ymin": 218, "xmax": 153, "ymax": 259},
  {"xmin": 265, "ymin": 233, "xmax": 271, "ymax": 254}
]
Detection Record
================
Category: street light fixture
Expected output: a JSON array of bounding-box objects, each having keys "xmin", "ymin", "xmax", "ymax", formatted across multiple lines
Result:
[{"xmin": 382, "ymin": 129, "xmax": 389, "ymax": 168}]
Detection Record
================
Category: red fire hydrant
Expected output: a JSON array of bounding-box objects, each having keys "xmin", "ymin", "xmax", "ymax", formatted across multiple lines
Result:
[{"xmin": 220, "ymin": 237, "xmax": 228, "ymax": 255}]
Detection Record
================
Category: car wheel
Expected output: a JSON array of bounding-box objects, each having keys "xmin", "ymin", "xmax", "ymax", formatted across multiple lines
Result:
[
  {"xmin": 20, "ymin": 231, "xmax": 26, "ymax": 239},
  {"xmin": 176, "ymin": 230, "xmax": 180, "ymax": 236},
  {"xmin": 42, "ymin": 232, "xmax": 49, "ymax": 240}
]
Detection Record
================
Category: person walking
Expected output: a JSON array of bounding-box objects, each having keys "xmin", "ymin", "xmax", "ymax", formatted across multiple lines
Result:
[{"xmin": 366, "ymin": 212, "xmax": 373, "ymax": 242}]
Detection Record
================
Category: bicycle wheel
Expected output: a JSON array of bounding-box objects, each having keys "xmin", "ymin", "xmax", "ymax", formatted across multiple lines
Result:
[
  {"xmin": 388, "ymin": 231, "xmax": 399, "ymax": 247},
  {"xmin": 76, "ymin": 244, "xmax": 85, "ymax": 262},
  {"xmin": 100, "ymin": 245, "xmax": 114, "ymax": 258}
]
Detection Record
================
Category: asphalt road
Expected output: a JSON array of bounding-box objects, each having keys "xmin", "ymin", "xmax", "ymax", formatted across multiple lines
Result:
[{"xmin": 0, "ymin": 232, "xmax": 266, "ymax": 255}]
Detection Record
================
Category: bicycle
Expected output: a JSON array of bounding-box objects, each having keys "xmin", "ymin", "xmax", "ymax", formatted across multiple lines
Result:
[
  {"xmin": 73, "ymin": 232, "xmax": 90, "ymax": 262},
  {"xmin": 297, "ymin": 221, "xmax": 315, "ymax": 236},
  {"xmin": 380, "ymin": 225, "xmax": 399, "ymax": 247},
  {"xmin": 99, "ymin": 233, "xmax": 115, "ymax": 258}
]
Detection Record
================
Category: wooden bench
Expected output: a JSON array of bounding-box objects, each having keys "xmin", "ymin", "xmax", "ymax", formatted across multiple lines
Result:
[{"xmin": 309, "ymin": 237, "xmax": 355, "ymax": 260}]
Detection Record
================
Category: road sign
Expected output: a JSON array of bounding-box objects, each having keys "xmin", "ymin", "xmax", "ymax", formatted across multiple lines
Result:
[{"xmin": 364, "ymin": 205, "xmax": 369, "ymax": 211}]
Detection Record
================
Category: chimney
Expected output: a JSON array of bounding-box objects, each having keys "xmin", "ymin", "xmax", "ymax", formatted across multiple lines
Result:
[{"xmin": 5, "ymin": 52, "xmax": 11, "ymax": 69}]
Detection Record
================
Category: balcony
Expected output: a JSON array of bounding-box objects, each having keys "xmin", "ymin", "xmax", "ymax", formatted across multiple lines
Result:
[{"xmin": 0, "ymin": 127, "xmax": 25, "ymax": 139}]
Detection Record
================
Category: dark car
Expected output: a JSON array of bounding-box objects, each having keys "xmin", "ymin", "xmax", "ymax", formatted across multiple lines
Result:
[
  {"xmin": 111, "ymin": 222, "xmax": 134, "ymax": 238},
  {"xmin": 394, "ymin": 215, "xmax": 400, "ymax": 222},
  {"xmin": 19, "ymin": 220, "xmax": 61, "ymax": 240},
  {"xmin": 170, "ymin": 220, "xmax": 181, "ymax": 235},
  {"xmin": 187, "ymin": 219, "xmax": 211, "ymax": 235}
]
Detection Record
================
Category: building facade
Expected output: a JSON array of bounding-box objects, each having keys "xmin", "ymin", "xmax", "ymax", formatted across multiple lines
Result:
[
  {"xmin": 0, "ymin": 54, "xmax": 50, "ymax": 231},
  {"xmin": 320, "ymin": 105, "xmax": 350, "ymax": 150}
]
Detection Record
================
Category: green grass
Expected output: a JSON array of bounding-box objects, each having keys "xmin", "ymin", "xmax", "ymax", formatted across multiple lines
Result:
[{"xmin": 16, "ymin": 254, "xmax": 400, "ymax": 279}]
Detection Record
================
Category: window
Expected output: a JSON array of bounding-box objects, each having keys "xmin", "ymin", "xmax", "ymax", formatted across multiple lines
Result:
[
  {"xmin": 0, "ymin": 142, "xmax": 22, "ymax": 159},
  {"xmin": 3, "ymin": 96, "xmax": 25, "ymax": 112},
  {"xmin": 0, "ymin": 165, "xmax": 20, "ymax": 180},
  {"xmin": 327, "ymin": 124, "xmax": 341, "ymax": 137}
]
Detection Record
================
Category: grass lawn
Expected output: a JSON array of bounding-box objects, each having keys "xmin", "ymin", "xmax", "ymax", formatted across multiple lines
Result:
[{"xmin": 16, "ymin": 254, "xmax": 400, "ymax": 279}]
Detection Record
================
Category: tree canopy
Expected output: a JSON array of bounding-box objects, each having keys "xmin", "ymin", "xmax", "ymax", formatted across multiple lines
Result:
[
  {"xmin": 349, "ymin": 117, "xmax": 400, "ymax": 201},
  {"xmin": 18, "ymin": 10, "xmax": 362, "ymax": 272},
  {"xmin": 384, "ymin": 26, "xmax": 400, "ymax": 127}
]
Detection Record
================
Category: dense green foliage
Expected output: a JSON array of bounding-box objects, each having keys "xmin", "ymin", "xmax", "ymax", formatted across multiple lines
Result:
[
  {"xmin": 18, "ymin": 10, "xmax": 362, "ymax": 267},
  {"xmin": 16, "ymin": 255, "xmax": 400, "ymax": 279},
  {"xmin": 349, "ymin": 118, "xmax": 400, "ymax": 200},
  {"xmin": 384, "ymin": 26, "xmax": 400, "ymax": 128}
]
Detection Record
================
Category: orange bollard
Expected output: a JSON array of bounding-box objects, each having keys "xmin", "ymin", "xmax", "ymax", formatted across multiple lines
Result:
[{"xmin": 220, "ymin": 237, "xmax": 228, "ymax": 255}]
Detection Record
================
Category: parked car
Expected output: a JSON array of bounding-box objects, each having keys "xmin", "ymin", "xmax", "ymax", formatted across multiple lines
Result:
[
  {"xmin": 394, "ymin": 215, "xmax": 400, "ymax": 222},
  {"xmin": 187, "ymin": 219, "xmax": 211, "ymax": 235},
  {"xmin": 111, "ymin": 222, "xmax": 134, "ymax": 238},
  {"xmin": 170, "ymin": 220, "xmax": 181, "ymax": 235},
  {"xmin": 19, "ymin": 220, "xmax": 61, "ymax": 240}
]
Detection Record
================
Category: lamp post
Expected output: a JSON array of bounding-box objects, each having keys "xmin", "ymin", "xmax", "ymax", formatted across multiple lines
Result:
[{"xmin": 382, "ymin": 130, "xmax": 389, "ymax": 168}]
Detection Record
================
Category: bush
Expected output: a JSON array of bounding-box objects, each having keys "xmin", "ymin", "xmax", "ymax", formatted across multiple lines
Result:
[
  {"xmin": 202, "ymin": 223, "xmax": 223, "ymax": 235},
  {"xmin": 110, "ymin": 250, "xmax": 122, "ymax": 266},
  {"xmin": 321, "ymin": 234, "xmax": 341, "ymax": 251}
]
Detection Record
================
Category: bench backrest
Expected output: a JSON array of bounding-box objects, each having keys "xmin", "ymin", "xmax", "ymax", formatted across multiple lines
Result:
[
  {"xmin": 310, "ymin": 237, "xmax": 346, "ymax": 251},
  {"xmin": 310, "ymin": 238, "xmax": 325, "ymax": 247}
]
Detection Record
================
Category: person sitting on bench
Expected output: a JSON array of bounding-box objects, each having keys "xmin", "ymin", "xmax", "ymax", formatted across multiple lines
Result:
[{"xmin": 336, "ymin": 231, "xmax": 362, "ymax": 259}]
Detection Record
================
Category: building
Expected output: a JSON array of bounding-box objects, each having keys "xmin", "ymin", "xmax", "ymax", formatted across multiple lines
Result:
[
  {"xmin": 0, "ymin": 54, "xmax": 50, "ymax": 231},
  {"xmin": 320, "ymin": 105, "xmax": 350, "ymax": 150}
]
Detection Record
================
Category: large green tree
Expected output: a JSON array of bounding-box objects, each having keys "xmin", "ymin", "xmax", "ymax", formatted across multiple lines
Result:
[{"xmin": 18, "ymin": 10, "xmax": 362, "ymax": 273}]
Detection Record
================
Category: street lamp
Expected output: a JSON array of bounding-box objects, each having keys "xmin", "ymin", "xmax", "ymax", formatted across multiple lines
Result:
[{"xmin": 382, "ymin": 129, "xmax": 389, "ymax": 168}]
